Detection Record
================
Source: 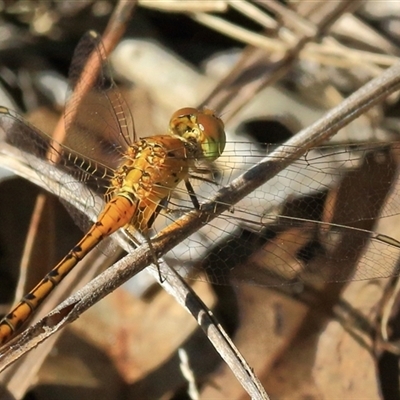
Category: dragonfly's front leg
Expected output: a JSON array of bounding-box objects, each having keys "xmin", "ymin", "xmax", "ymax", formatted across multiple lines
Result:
[{"xmin": 184, "ymin": 179, "xmax": 200, "ymax": 210}]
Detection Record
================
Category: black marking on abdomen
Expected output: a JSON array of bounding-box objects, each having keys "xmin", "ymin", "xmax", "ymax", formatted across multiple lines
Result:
[
  {"xmin": 14, "ymin": 317, "xmax": 25, "ymax": 329},
  {"xmin": 48, "ymin": 269, "xmax": 60, "ymax": 278},
  {"xmin": 73, "ymin": 245, "xmax": 82, "ymax": 253},
  {"xmin": 23, "ymin": 293, "xmax": 36, "ymax": 301}
]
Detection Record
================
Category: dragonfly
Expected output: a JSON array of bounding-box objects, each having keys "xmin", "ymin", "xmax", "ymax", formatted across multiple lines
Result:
[
  {"xmin": 1, "ymin": 31, "xmax": 400, "ymax": 345},
  {"xmin": 0, "ymin": 31, "xmax": 227, "ymax": 344}
]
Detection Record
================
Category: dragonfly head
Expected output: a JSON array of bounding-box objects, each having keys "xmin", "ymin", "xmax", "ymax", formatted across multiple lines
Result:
[{"xmin": 169, "ymin": 107, "xmax": 226, "ymax": 161}]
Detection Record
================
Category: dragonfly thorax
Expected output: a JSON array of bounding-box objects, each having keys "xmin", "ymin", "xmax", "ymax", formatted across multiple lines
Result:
[{"xmin": 107, "ymin": 135, "xmax": 197, "ymax": 233}]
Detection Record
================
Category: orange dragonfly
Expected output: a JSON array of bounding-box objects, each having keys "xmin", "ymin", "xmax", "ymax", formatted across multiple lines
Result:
[
  {"xmin": 0, "ymin": 31, "xmax": 226, "ymax": 344},
  {"xmin": 1, "ymin": 31, "xmax": 400, "ymax": 345}
]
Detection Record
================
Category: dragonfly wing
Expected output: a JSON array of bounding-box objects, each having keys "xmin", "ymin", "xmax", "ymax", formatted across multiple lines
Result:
[
  {"xmin": 63, "ymin": 31, "xmax": 135, "ymax": 170},
  {"xmin": 158, "ymin": 141, "xmax": 400, "ymax": 285},
  {"xmin": 0, "ymin": 31, "xmax": 136, "ymax": 233},
  {"xmin": 0, "ymin": 107, "xmax": 111, "ymax": 231}
]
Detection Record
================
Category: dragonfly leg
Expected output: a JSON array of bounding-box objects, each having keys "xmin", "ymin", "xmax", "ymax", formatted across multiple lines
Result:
[
  {"xmin": 184, "ymin": 179, "xmax": 200, "ymax": 210},
  {"xmin": 188, "ymin": 173, "xmax": 219, "ymax": 186},
  {"xmin": 145, "ymin": 234, "xmax": 165, "ymax": 283},
  {"xmin": 124, "ymin": 226, "xmax": 164, "ymax": 283}
]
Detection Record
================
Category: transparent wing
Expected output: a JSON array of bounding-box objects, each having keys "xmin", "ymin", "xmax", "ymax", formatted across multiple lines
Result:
[
  {"xmin": 155, "ymin": 141, "xmax": 400, "ymax": 285},
  {"xmin": 63, "ymin": 30, "xmax": 134, "ymax": 170},
  {"xmin": 0, "ymin": 106, "xmax": 114, "ymax": 228},
  {"xmin": 0, "ymin": 31, "xmax": 135, "ymax": 231}
]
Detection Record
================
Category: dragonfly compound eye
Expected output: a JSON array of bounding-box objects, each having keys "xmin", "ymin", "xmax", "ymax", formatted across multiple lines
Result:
[
  {"xmin": 196, "ymin": 108, "xmax": 226, "ymax": 162},
  {"xmin": 169, "ymin": 107, "xmax": 226, "ymax": 162}
]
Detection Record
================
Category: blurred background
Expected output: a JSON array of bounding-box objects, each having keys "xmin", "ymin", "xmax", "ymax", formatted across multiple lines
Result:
[{"xmin": 0, "ymin": 1, "xmax": 400, "ymax": 399}]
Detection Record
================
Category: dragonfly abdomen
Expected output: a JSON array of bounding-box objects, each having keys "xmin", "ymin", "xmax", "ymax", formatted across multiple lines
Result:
[{"xmin": 0, "ymin": 195, "xmax": 136, "ymax": 343}]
